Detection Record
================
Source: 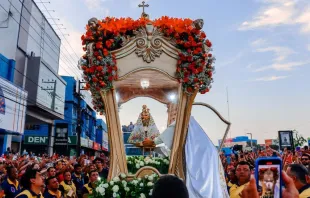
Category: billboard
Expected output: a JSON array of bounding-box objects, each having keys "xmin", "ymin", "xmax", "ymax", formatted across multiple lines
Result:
[
  {"xmin": 54, "ymin": 123, "xmax": 68, "ymax": 146},
  {"xmin": 102, "ymin": 132, "xmax": 109, "ymax": 151},
  {"xmin": 0, "ymin": 77, "xmax": 27, "ymax": 135}
]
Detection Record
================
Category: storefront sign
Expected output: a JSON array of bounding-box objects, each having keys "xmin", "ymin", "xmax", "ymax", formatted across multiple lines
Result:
[
  {"xmin": 0, "ymin": 76, "xmax": 28, "ymax": 135},
  {"xmin": 102, "ymin": 140, "xmax": 109, "ymax": 151},
  {"xmin": 93, "ymin": 142, "xmax": 101, "ymax": 150},
  {"xmin": 24, "ymin": 136, "xmax": 48, "ymax": 145},
  {"xmin": 88, "ymin": 140, "xmax": 93, "ymax": 148},
  {"xmin": 54, "ymin": 123, "xmax": 69, "ymax": 146},
  {"xmin": 81, "ymin": 138, "xmax": 88, "ymax": 147},
  {"xmin": 68, "ymin": 136, "xmax": 77, "ymax": 145}
]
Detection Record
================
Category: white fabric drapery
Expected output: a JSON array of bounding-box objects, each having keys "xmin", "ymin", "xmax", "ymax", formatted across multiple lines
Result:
[{"xmin": 186, "ymin": 117, "xmax": 229, "ymax": 198}]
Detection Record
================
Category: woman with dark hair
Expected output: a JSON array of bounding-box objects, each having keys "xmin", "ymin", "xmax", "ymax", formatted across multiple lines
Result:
[
  {"xmin": 1, "ymin": 166, "xmax": 21, "ymax": 198},
  {"xmin": 15, "ymin": 169, "xmax": 44, "ymax": 198}
]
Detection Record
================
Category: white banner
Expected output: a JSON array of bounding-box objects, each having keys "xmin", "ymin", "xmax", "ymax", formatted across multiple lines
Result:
[{"xmin": 0, "ymin": 77, "xmax": 27, "ymax": 135}]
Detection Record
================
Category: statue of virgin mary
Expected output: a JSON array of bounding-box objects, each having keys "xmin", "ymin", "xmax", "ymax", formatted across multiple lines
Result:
[{"xmin": 127, "ymin": 105, "xmax": 160, "ymax": 144}]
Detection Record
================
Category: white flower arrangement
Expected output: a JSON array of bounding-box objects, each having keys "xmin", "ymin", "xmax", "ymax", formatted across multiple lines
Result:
[
  {"xmin": 91, "ymin": 173, "xmax": 159, "ymax": 198},
  {"xmin": 127, "ymin": 156, "xmax": 170, "ymax": 174}
]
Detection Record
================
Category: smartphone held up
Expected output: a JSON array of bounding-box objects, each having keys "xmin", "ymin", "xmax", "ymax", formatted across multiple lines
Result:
[{"xmin": 255, "ymin": 157, "xmax": 282, "ymax": 198}]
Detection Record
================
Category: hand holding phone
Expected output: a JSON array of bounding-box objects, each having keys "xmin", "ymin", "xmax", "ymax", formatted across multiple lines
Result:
[{"xmin": 255, "ymin": 157, "xmax": 282, "ymax": 198}]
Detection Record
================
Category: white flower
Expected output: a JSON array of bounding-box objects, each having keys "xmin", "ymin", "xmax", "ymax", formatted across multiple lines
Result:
[
  {"xmin": 120, "ymin": 173, "xmax": 127, "ymax": 179},
  {"xmin": 112, "ymin": 185, "xmax": 119, "ymax": 193},
  {"xmin": 140, "ymin": 182, "xmax": 144, "ymax": 187},
  {"xmin": 145, "ymin": 175, "xmax": 148, "ymax": 179},
  {"xmin": 132, "ymin": 180, "xmax": 138, "ymax": 186},
  {"xmin": 110, "ymin": 181, "xmax": 114, "ymax": 186},
  {"xmin": 99, "ymin": 187, "xmax": 105, "ymax": 195},
  {"xmin": 125, "ymin": 187, "xmax": 130, "ymax": 192},
  {"xmin": 147, "ymin": 182, "xmax": 153, "ymax": 187},
  {"xmin": 113, "ymin": 176, "xmax": 120, "ymax": 182},
  {"xmin": 140, "ymin": 161, "xmax": 145, "ymax": 166},
  {"xmin": 137, "ymin": 178, "xmax": 142, "ymax": 181},
  {"xmin": 99, "ymin": 184, "xmax": 104, "ymax": 188},
  {"xmin": 149, "ymin": 189, "xmax": 153, "ymax": 196},
  {"xmin": 136, "ymin": 164, "xmax": 140, "ymax": 169},
  {"xmin": 103, "ymin": 183, "xmax": 109, "ymax": 188},
  {"xmin": 113, "ymin": 192, "xmax": 117, "ymax": 197},
  {"xmin": 122, "ymin": 180, "xmax": 127, "ymax": 187},
  {"xmin": 148, "ymin": 175, "xmax": 153, "ymax": 181},
  {"xmin": 140, "ymin": 193, "xmax": 146, "ymax": 198}
]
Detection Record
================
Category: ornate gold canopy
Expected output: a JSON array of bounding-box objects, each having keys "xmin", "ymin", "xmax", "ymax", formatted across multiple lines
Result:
[{"xmin": 79, "ymin": 5, "xmax": 215, "ymax": 179}]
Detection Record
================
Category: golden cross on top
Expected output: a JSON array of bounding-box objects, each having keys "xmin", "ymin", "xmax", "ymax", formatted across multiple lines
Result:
[{"xmin": 138, "ymin": 1, "xmax": 149, "ymax": 14}]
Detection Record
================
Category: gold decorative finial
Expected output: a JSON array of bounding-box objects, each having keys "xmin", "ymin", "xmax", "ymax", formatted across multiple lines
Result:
[{"xmin": 138, "ymin": 1, "xmax": 149, "ymax": 18}]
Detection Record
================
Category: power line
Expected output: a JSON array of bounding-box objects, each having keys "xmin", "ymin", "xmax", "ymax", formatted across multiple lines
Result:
[
  {"xmin": 0, "ymin": 1, "xmax": 81, "ymax": 77},
  {"xmin": 0, "ymin": 56, "xmax": 66, "ymax": 104},
  {"xmin": 38, "ymin": 0, "xmax": 81, "ymax": 60}
]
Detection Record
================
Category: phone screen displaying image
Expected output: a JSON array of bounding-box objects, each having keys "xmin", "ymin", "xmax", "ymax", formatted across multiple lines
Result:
[{"xmin": 257, "ymin": 164, "xmax": 281, "ymax": 198}]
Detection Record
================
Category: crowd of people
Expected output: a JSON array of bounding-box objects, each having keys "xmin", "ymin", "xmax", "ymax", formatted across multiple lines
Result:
[
  {"xmin": 0, "ymin": 152, "xmax": 109, "ymax": 198},
  {"xmin": 220, "ymin": 145, "xmax": 310, "ymax": 198},
  {"xmin": 0, "ymin": 145, "xmax": 308, "ymax": 198}
]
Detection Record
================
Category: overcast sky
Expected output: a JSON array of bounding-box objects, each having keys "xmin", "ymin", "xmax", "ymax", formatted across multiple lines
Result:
[{"xmin": 38, "ymin": 0, "xmax": 310, "ymax": 144}]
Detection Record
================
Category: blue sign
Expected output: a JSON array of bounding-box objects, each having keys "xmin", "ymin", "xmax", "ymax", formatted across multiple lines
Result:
[{"xmin": 0, "ymin": 87, "xmax": 5, "ymax": 115}]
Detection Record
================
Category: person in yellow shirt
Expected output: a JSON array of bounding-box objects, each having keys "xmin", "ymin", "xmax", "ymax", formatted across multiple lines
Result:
[
  {"xmin": 286, "ymin": 164, "xmax": 310, "ymax": 198},
  {"xmin": 229, "ymin": 161, "xmax": 251, "ymax": 198},
  {"xmin": 59, "ymin": 171, "xmax": 77, "ymax": 198}
]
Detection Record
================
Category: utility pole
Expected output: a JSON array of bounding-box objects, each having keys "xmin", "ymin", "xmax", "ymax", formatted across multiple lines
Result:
[
  {"xmin": 41, "ymin": 79, "xmax": 57, "ymax": 110},
  {"xmin": 246, "ymin": 133, "xmax": 253, "ymax": 148},
  {"xmin": 76, "ymin": 80, "xmax": 86, "ymax": 157},
  {"xmin": 42, "ymin": 79, "xmax": 57, "ymax": 156}
]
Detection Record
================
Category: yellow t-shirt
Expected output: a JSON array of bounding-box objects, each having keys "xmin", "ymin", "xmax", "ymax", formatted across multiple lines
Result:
[
  {"xmin": 299, "ymin": 187, "xmax": 310, "ymax": 198},
  {"xmin": 229, "ymin": 183, "xmax": 248, "ymax": 198}
]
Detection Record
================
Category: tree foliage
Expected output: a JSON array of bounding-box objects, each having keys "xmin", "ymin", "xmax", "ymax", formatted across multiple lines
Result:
[{"xmin": 293, "ymin": 130, "xmax": 307, "ymax": 147}]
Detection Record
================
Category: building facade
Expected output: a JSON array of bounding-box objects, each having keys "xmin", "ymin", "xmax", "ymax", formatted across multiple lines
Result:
[
  {"xmin": 0, "ymin": 53, "xmax": 28, "ymax": 154},
  {"xmin": 23, "ymin": 76, "xmax": 108, "ymax": 156},
  {"xmin": 0, "ymin": 0, "xmax": 65, "ymax": 155}
]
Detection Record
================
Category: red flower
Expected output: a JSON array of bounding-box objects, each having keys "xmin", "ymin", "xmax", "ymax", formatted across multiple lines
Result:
[
  {"xmin": 99, "ymin": 81, "xmax": 106, "ymax": 87},
  {"xmin": 200, "ymin": 32, "xmax": 206, "ymax": 39},
  {"xmin": 105, "ymin": 39, "xmax": 114, "ymax": 49},
  {"xmin": 201, "ymin": 88, "xmax": 209, "ymax": 94},
  {"xmin": 81, "ymin": 66, "xmax": 87, "ymax": 71},
  {"xmin": 207, "ymin": 71, "xmax": 213, "ymax": 77},
  {"xmin": 187, "ymin": 87, "xmax": 193, "ymax": 93},
  {"xmin": 81, "ymin": 35, "xmax": 85, "ymax": 40},
  {"xmin": 108, "ymin": 76, "xmax": 113, "ymax": 81},
  {"xmin": 94, "ymin": 51, "xmax": 99, "ymax": 56},
  {"xmin": 96, "ymin": 42, "xmax": 102, "ymax": 49},
  {"xmin": 92, "ymin": 77, "xmax": 98, "ymax": 82},
  {"xmin": 103, "ymin": 49, "xmax": 109, "ymax": 56},
  {"xmin": 206, "ymin": 39, "xmax": 212, "ymax": 47},
  {"xmin": 96, "ymin": 66, "xmax": 103, "ymax": 72},
  {"xmin": 183, "ymin": 77, "xmax": 189, "ymax": 83},
  {"xmin": 208, "ymin": 53, "xmax": 212, "ymax": 57}
]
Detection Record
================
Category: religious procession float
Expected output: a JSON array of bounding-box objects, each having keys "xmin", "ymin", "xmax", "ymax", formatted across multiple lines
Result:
[{"xmin": 78, "ymin": 2, "xmax": 231, "ymax": 197}]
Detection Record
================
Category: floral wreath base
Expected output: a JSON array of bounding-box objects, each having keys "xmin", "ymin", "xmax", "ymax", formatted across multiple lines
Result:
[
  {"xmin": 91, "ymin": 173, "xmax": 159, "ymax": 198},
  {"xmin": 80, "ymin": 16, "xmax": 215, "ymax": 114}
]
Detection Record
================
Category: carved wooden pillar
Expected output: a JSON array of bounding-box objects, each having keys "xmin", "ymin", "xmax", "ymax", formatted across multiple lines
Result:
[
  {"xmin": 168, "ymin": 90, "xmax": 197, "ymax": 180},
  {"xmin": 101, "ymin": 90, "xmax": 128, "ymax": 180},
  {"xmin": 167, "ymin": 102, "xmax": 178, "ymax": 126}
]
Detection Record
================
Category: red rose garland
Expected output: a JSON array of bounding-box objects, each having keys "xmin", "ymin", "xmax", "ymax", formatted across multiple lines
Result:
[{"xmin": 80, "ymin": 16, "xmax": 214, "ymax": 113}]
